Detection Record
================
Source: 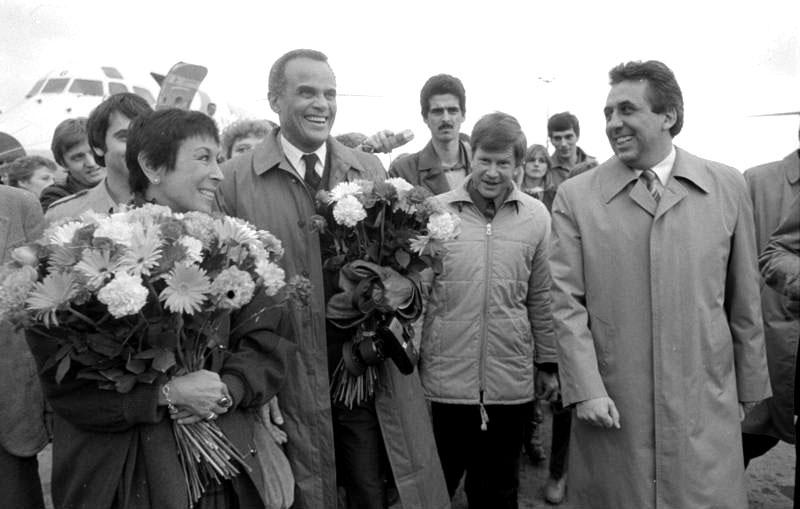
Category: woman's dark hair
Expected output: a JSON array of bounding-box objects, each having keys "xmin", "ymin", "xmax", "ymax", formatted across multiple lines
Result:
[{"xmin": 126, "ymin": 108, "xmax": 219, "ymax": 194}]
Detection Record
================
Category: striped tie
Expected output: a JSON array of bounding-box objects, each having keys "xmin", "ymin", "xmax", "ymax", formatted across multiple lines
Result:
[{"xmin": 640, "ymin": 168, "xmax": 661, "ymax": 203}]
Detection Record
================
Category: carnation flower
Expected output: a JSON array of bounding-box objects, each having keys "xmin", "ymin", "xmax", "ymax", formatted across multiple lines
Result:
[
  {"xmin": 11, "ymin": 245, "xmax": 39, "ymax": 266},
  {"xmin": 94, "ymin": 218, "xmax": 134, "ymax": 247},
  {"xmin": 255, "ymin": 259, "xmax": 286, "ymax": 296},
  {"xmin": 329, "ymin": 181, "xmax": 363, "ymax": 202},
  {"xmin": 178, "ymin": 235, "xmax": 204, "ymax": 265},
  {"xmin": 333, "ymin": 195, "xmax": 367, "ymax": 227},
  {"xmin": 26, "ymin": 272, "xmax": 80, "ymax": 326},
  {"xmin": 258, "ymin": 231, "xmax": 284, "ymax": 258},
  {"xmin": 182, "ymin": 212, "xmax": 216, "ymax": 247},
  {"xmin": 160, "ymin": 264, "xmax": 210, "ymax": 314},
  {"xmin": 0, "ymin": 265, "xmax": 38, "ymax": 318},
  {"xmin": 210, "ymin": 266, "xmax": 256, "ymax": 309},
  {"xmin": 386, "ymin": 177, "xmax": 414, "ymax": 195},
  {"xmin": 97, "ymin": 272, "xmax": 149, "ymax": 319},
  {"xmin": 427, "ymin": 213, "xmax": 461, "ymax": 241}
]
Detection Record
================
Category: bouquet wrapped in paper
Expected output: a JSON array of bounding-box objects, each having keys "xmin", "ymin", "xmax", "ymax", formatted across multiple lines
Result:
[
  {"xmin": 313, "ymin": 178, "xmax": 460, "ymax": 407},
  {"xmin": 0, "ymin": 203, "xmax": 308, "ymax": 506}
]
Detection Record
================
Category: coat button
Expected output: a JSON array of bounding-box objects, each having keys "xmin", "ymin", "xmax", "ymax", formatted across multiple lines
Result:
[{"xmin": 298, "ymin": 219, "xmax": 306, "ymax": 228}]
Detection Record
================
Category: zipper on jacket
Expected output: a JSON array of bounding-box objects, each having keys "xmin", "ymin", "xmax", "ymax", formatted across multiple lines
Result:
[{"xmin": 478, "ymin": 221, "xmax": 492, "ymax": 430}]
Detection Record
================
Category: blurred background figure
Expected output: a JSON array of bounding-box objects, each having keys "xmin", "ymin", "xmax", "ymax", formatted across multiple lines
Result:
[
  {"xmin": 40, "ymin": 117, "xmax": 104, "ymax": 211},
  {"xmin": 220, "ymin": 118, "xmax": 277, "ymax": 160},
  {"xmin": 517, "ymin": 144, "xmax": 557, "ymax": 211},
  {"xmin": 1, "ymin": 155, "xmax": 58, "ymax": 200},
  {"xmin": 547, "ymin": 112, "xmax": 597, "ymax": 182},
  {"xmin": 0, "ymin": 185, "xmax": 49, "ymax": 509}
]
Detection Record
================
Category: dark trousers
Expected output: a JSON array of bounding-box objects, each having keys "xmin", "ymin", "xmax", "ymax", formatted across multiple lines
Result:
[
  {"xmin": 0, "ymin": 446, "xmax": 45, "ymax": 509},
  {"xmin": 742, "ymin": 432, "xmax": 780, "ymax": 467},
  {"xmin": 431, "ymin": 402, "xmax": 529, "ymax": 509},
  {"xmin": 549, "ymin": 402, "xmax": 571, "ymax": 478},
  {"xmin": 333, "ymin": 402, "xmax": 389, "ymax": 509}
]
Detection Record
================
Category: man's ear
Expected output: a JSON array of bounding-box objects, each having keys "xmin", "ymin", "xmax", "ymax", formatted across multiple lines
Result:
[
  {"xmin": 268, "ymin": 92, "xmax": 280, "ymax": 115},
  {"xmin": 137, "ymin": 153, "xmax": 164, "ymax": 183},
  {"xmin": 663, "ymin": 108, "xmax": 678, "ymax": 132}
]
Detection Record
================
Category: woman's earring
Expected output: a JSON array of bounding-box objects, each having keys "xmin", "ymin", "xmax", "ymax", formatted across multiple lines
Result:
[{"xmin": 152, "ymin": 177, "xmax": 160, "ymax": 185}]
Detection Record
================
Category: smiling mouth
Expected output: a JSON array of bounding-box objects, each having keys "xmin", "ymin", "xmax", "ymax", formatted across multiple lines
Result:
[
  {"xmin": 614, "ymin": 135, "xmax": 633, "ymax": 145},
  {"xmin": 305, "ymin": 115, "xmax": 328, "ymax": 126},
  {"xmin": 198, "ymin": 189, "xmax": 216, "ymax": 199}
]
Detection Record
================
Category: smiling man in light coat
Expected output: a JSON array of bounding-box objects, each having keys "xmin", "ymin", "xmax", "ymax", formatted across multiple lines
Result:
[{"xmin": 549, "ymin": 60, "xmax": 771, "ymax": 508}]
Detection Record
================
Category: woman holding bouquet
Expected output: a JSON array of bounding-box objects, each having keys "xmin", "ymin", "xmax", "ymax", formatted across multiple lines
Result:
[{"xmin": 26, "ymin": 109, "xmax": 293, "ymax": 509}]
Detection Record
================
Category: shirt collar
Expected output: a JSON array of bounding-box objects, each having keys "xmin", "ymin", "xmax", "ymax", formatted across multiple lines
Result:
[
  {"xmin": 279, "ymin": 133, "xmax": 326, "ymax": 178},
  {"xmin": 639, "ymin": 144, "xmax": 676, "ymax": 184}
]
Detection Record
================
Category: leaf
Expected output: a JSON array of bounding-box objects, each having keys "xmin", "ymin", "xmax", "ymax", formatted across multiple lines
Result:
[
  {"xmin": 136, "ymin": 371, "xmax": 159, "ymax": 384},
  {"xmin": 115, "ymin": 374, "xmax": 137, "ymax": 393},
  {"xmin": 72, "ymin": 350, "xmax": 104, "ymax": 366},
  {"xmin": 42, "ymin": 343, "xmax": 73, "ymax": 373},
  {"xmin": 126, "ymin": 356, "xmax": 147, "ymax": 374},
  {"xmin": 134, "ymin": 348, "xmax": 159, "ymax": 359},
  {"xmin": 394, "ymin": 249, "xmax": 411, "ymax": 269},
  {"xmin": 76, "ymin": 370, "xmax": 110, "ymax": 382},
  {"xmin": 99, "ymin": 368, "xmax": 125, "ymax": 381},
  {"xmin": 87, "ymin": 333, "xmax": 123, "ymax": 358},
  {"xmin": 55, "ymin": 355, "xmax": 71, "ymax": 384},
  {"xmin": 152, "ymin": 349, "xmax": 176, "ymax": 373}
]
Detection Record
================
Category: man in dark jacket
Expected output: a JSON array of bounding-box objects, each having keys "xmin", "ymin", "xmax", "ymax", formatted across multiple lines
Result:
[
  {"xmin": 389, "ymin": 74, "xmax": 470, "ymax": 194},
  {"xmin": 40, "ymin": 117, "xmax": 105, "ymax": 211},
  {"xmin": 547, "ymin": 112, "xmax": 597, "ymax": 185},
  {"xmin": 742, "ymin": 128, "xmax": 799, "ymax": 465}
]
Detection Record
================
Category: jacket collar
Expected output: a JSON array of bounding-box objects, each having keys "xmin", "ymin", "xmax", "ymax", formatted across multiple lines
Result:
[
  {"xmin": 599, "ymin": 146, "xmax": 712, "ymax": 204},
  {"xmin": 782, "ymin": 149, "xmax": 800, "ymax": 185},
  {"xmin": 417, "ymin": 139, "xmax": 470, "ymax": 173},
  {"xmin": 251, "ymin": 128, "xmax": 372, "ymax": 184}
]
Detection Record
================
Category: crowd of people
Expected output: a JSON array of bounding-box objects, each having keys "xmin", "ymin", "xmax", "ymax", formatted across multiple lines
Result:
[{"xmin": 0, "ymin": 48, "xmax": 797, "ymax": 509}]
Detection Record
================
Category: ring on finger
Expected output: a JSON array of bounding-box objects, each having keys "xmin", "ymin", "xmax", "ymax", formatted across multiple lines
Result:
[
  {"xmin": 217, "ymin": 396, "xmax": 232, "ymax": 408},
  {"xmin": 206, "ymin": 412, "xmax": 217, "ymax": 421}
]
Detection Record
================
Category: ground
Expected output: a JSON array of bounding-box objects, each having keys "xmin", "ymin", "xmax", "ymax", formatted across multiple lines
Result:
[{"xmin": 38, "ymin": 404, "xmax": 794, "ymax": 508}]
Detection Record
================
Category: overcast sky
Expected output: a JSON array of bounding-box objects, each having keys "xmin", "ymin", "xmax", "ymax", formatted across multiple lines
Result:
[{"xmin": 1, "ymin": 0, "xmax": 798, "ymax": 169}]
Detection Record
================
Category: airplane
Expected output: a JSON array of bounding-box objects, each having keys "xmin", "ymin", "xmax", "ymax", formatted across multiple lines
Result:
[{"xmin": 0, "ymin": 62, "xmax": 241, "ymax": 164}]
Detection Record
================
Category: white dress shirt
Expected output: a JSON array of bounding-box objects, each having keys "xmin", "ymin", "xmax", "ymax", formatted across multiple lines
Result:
[{"xmin": 280, "ymin": 134, "xmax": 326, "ymax": 179}]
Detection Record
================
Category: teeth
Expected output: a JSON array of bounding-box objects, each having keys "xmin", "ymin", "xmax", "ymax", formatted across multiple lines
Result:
[
  {"xmin": 616, "ymin": 136, "xmax": 632, "ymax": 143},
  {"xmin": 306, "ymin": 116, "xmax": 326, "ymax": 123}
]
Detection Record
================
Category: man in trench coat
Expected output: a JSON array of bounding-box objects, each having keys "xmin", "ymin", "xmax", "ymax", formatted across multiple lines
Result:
[{"xmin": 549, "ymin": 60, "xmax": 771, "ymax": 508}]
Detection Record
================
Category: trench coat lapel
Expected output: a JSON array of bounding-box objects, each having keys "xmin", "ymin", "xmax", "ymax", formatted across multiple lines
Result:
[{"xmin": 656, "ymin": 147, "xmax": 711, "ymax": 220}]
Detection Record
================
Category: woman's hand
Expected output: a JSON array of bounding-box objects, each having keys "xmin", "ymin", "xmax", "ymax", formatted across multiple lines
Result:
[{"xmin": 164, "ymin": 370, "xmax": 231, "ymax": 422}]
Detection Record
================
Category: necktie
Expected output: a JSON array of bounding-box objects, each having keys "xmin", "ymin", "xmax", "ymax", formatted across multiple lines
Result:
[
  {"xmin": 639, "ymin": 168, "xmax": 662, "ymax": 203},
  {"xmin": 302, "ymin": 153, "xmax": 321, "ymax": 192}
]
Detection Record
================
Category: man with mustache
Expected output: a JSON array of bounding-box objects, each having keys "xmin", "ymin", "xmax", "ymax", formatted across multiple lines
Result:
[
  {"xmin": 547, "ymin": 111, "xmax": 597, "ymax": 185},
  {"xmin": 549, "ymin": 60, "xmax": 770, "ymax": 508},
  {"xmin": 389, "ymin": 74, "xmax": 470, "ymax": 193}
]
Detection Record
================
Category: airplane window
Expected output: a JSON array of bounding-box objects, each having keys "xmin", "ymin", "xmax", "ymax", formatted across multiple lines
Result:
[
  {"xmin": 41, "ymin": 79, "xmax": 69, "ymax": 94},
  {"xmin": 133, "ymin": 86, "xmax": 156, "ymax": 106},
  {"xmin": 25, "ymin": 79, "xmax": 45, "ymax": 98},
  {"xmin": 69, "ymin": 79, "xmax": 104, "ymax": 96},
  {"xmin": 109, "ymin": 82, "xmax": 129, "ymax": 95},
  {"xmin": 102, "ymin": 66, "xmax": 124, "ymax": 79}
]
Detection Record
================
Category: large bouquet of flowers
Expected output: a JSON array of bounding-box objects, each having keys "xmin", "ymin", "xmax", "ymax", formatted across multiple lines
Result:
[
  {"xmin": 314, "ymin": 178, "xmax": 460, "ymax": 407},
  {"xmin": 0, "ymin": 203, "xmax": 307, "ymax": 506}
]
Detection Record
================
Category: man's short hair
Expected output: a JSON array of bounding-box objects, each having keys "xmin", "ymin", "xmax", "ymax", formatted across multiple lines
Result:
[
  {"xmin": 547, "ymin": 112, "xmax": 580, "ymax": 138},
  {"xmin": 87, "ymin": 93, "xmax": 153, "ymax": 167},
  {"xmin": 51, "ymin": 117, "xmax": 89, "ymax": 167},
  {"xmin": 470, "ymin": 112, "xmax": 527, "ymax": 166},
  {"xmin": 420, "ymin": 74, "xmax": 466, "ymax": 119},
  {"xmin": 609, "ymin": 60, "xmax": 684, "ymax": 137},
  {"xmin": 221, "ymin": 119, "xmax": 276, "ymax": 159},
  {"xmin": 126, "ymin": 109, "xmax": 220, "ymax": 194},
  {"xmin": 268, "ymin": 49, "xmax": 330, "ymax": 98},
  {"xmin": 1, "ymin": 155, "xmax": 57, "ymax": 187}
]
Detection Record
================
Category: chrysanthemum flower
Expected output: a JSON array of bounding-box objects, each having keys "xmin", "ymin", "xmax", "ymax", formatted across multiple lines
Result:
[
  {"xmin": 160, "ymin": 264, "xmax": 211, "ymax": 315},
  {"xmin": 94, "ymin": 218, "xmax": 134, "ymax": 248},
  {"xmin": 409, "ymin": 235, "xmax": 430, "ymax": 255},
  {"xmin": 333, "ymin": 195, "xmax": 367, "ymax": 227},
  {"xmin": 210, "ymin": 266, "xmax": 256, "ymax": 309},
  {"xmin": 74, "ymin": 248, "xmax": 118, "ymax": 290},
  {"xmin": 214, "ymin": 217, "xmax": 259, "ymax": 246},
  {"xmin": 255, "ymin": 259, "xmax": 286, "ymax": 297},
  {"xmin": 97, "ymin": 272, "xmax": 149, "ymax": 319},
  {"xmin": 26, "ymin": 272, "xmax": 79, "ymax": 327},
  {"xmin": 257, "ymin": 231, "xmax": 284, "ymax": 258},
  {"xmin": 47, "ymin": 221, "xmax": 84, "ymax": 246}
]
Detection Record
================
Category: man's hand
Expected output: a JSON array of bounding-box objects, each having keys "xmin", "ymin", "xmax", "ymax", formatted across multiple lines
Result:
[
  {"xmin": 535, "ymin": 371, "xmax": 560, "ymax": 403},
  {"xmin": 260, "ymin": 397, "xmax": 288, "ymax": 444},
  {"xmin": 361, "ymin": 129, "xmax": 413, "ymax": 153},
  {"xmin": 576, "ymin": 397, "xmax": 621, "ymax": 429},
  {"xmin": 739, "ymin": 401, "xmax": 760, "ymax": 421}
]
